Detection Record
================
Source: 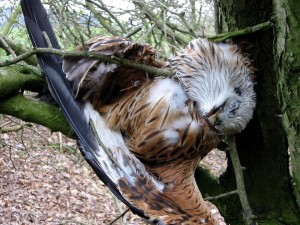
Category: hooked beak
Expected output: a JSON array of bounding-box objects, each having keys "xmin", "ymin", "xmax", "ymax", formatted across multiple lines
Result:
[{"xmin": 202, "ymin": 105, "xmax": 224, "ymax": 127}]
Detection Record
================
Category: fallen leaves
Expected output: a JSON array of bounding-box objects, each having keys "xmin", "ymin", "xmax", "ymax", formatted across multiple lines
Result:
[{"xmin": 0, "ymin": 116, "xmax": 226, "ymax": 225}]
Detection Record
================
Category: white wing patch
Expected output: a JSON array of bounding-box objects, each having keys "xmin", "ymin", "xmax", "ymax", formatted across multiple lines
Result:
[{"xmin": 83, "ymin": 102, "xmax": 165, "ymax": 191}]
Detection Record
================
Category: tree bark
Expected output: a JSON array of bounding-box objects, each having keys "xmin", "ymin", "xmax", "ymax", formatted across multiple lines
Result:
[
  {"xmin": 273, "ymin": 0, "xmax": 300, "ymax": 211},
  {"xmin": 197, "ymin": 0, "xmax": 300, "ymax": 224}
]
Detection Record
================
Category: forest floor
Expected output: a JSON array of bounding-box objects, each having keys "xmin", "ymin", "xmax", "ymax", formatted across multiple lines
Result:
[{"xmin": 0, "ymin": 115, "xmax": 227, "ymax": 225}]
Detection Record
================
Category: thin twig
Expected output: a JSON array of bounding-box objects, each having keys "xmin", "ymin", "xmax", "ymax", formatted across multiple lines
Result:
[
  {"xmin": 125, "ymin": 27, "xmax": 142, "ymax": 38},
  {"xmin": 178, "ymin": 12, "xmax": 197, "ymax": 38},
  {"xmin": 2, "ymin": 4, "xmax": 22, "ymax": 36},
  {"xmin": 204, "ymin": 190, "xmax": 238, "ymax": 201},
  {"xmin": 42, "ymin": 31, "xmax": 53, "ymax": 48},
  {"xmin": 0, "ymin": 122, "xmax": 32, "ymax": 133},
  {"xmin": 59, "ymin": 132, "xmax": 63, "ymax": 152},
  {"xmin": 109, "ymin": 208, "xmax": 130, "ymax": 225},
  {"xmin": 0, "ymin": 36, "xmax": 17, "ymax": 58},
  {"xmin": 110, "ymin": 194, "xmax": 128, "ymax": 225},
  {"xmin": 86, "ymin": 0, "xmax": 127, "ymax": 34},
  {"xmin": 228, "ymin": 135, "xmax": 257, "ymax": 225},
  {"xmin": 0, "ymin": 34, "xmax": 37, "ymax": 65}
]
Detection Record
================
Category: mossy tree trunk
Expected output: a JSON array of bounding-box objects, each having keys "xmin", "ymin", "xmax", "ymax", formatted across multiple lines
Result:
[
  {"xmin": 196, "ymin": 0, "xmax": 300, "ymax": 224},
  {"xmin": 273, "ymin": 0, "xmax": 300, "ymax": 210}
]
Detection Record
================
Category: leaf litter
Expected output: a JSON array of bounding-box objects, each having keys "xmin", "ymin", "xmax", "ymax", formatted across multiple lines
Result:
[{"xmin": 0, "ymin": 115, "xmax": 226, "ymax": 225}]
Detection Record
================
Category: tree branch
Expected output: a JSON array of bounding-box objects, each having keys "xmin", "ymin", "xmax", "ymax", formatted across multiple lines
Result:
[
  {"xmin": 208, "ymin": 21, "xmax": 272, "ymax": 42},
  {"xmin": 204, "ymin": 190, "xmax": 238, "ymax": 201},
  {"xmin": 228, "ymin": 135, "xmax": 256, "ymax": 225},
  {"xmin": 85, "ymin": 0, "xmax": 119, "ymax": 36},
  {"xmin": 86, "ymin": 0, "xmax": 127, "ymax": 34},
  {"xmin": 0, "ymin": 64, "xmax": 45, "ymax": 96},
  {"xmin": 0, "ymin": 47, "xmax": 171, "ymax": 77},
  {"xmin": 0, "ymin": 94, "xmax": 74, "ymax": 138},
  {"xmin": 109, "ymin": 208, "xmax": 130, "ymax": 225},
  {"xmin": 0, "ymin": 122, "xmax": 32, "ymax": 133},
  {"xmin": 0, "ymin": 35, "xmax": 37, "ymax": 65},
  {"xmin": 2, "ymin": 4, "xmax": 22, "ymax": 36},
  {"xmin": 133, "ymin": 0, "xmax": 188, "ymax": 45}
]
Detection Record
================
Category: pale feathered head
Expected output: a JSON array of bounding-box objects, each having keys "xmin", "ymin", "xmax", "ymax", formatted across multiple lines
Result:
[{"xmin": 170, "ymin": 38, "xmax": 256, "ymax": 134}]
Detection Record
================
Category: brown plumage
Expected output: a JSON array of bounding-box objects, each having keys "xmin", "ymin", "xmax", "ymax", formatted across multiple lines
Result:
[
  {"xmin": 100, "ymin": 79, "xmax": 219, "ymax": 224},
  {"xmin": 21, "ymin": 1, "xmax": 256, "ymax": 223},
  {"xmin": 62, "ymin": 37, "xmax": 255, "ymax": 224}
]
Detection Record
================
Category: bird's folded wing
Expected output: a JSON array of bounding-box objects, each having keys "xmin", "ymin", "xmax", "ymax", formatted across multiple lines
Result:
[
  {"xmin": 62, "ymin": 36, "xmax": 165, "ymax": 108},
  {"xmin": 21, "ymin": 0, "xmax": 166, "ymax": 223}
]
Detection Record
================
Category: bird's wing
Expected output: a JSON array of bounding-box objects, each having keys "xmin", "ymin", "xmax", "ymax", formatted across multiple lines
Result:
[
  {"xmin": 62, "ymin": 36, "xmax": 165, "ymax": 108},
  {"xmin": 20, "ymin": 0, "xmax": 167, "ymax": 223},
  {"xmin": 21, "ymin": 1, "xmax": 220, "ymax": 224},
  {"xmin": 62, "ymin": 36, "xmax": 218, "ymax": 224}
]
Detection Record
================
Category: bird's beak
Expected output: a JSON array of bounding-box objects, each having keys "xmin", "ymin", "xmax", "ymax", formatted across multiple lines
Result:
[
  {"xmin": 208, "ymin": 110, "xmax": 222, "ymax": 126},
  {"xmin": 203, "ymin": 107, "xmax": 223, "ymax": 127}
]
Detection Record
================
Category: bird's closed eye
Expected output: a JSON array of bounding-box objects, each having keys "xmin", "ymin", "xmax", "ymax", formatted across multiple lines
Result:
[
  {"xmin": 234, "ymin": 87, "xmax": 242, "ymax": 96},
  {"xmin": 230, "ymin": 101, "xmax": 239, "ymax": 110}
]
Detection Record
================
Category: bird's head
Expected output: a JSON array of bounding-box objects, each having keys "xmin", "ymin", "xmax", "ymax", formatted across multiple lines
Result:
[{"xmin": 170, "ymin": 38, "xmax": 256, "ymax": 134}]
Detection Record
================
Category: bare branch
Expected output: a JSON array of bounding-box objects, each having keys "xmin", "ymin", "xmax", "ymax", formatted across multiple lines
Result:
[
  {"xmin": 213, "ymin": 0, "xmax": 220, "ymax": 34},
  {"xmin": 109, "ymin": 208, "xmax": 130, "ymax": 225},
  {"xmin": 208, "ymin": 21, "xmax": 273, "ymax": 42},
  {"xmin": 0, "ymin": 47, "xmax": 171, "ymax": 77},
  {"xmin": 0, "ymin": 35, "xmax": 37, "ymax": 65},
  {"xmin": 0, "ymin": 36, "xmax": 17, "ymax": 58},
  {"xmin": 228, "ymin": 135, "xmax": 257, "ymax": 225},
  {"xmin": 0, "ymin": 122, "xmax": 32, "ymax": 133},
  {"xmin": 85, "ymin": 0, "xmax": 119, "ymax": 36},
  {"xmin": 178, "ymin": 12, "xmax": 198, "ymax": 38},
  {"xmin": 2, "ymin": 4, "xmax": 22, "ymax": 36},
  {"xmin": 204, "ymin": 190, "xmax": 238, "ymax": 201},
  {"xmin": 125, "ymin": 26, "xmax": 142, "ymax": 38},
  {"xmin": 86, "ymin": 0, "xmax": 127, "ymax": 34},
  {"xmin": 133, "ymin": 0, "xmax": 188, "ymax": 45}
]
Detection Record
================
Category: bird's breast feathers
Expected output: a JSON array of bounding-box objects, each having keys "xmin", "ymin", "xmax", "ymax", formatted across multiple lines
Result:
[{"xmin": 100, "ymin": 77, "xmax": 220, "ymax": 166}]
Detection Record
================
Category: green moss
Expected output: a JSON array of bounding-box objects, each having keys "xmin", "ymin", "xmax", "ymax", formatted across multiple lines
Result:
[
  {"xmin": 0, "ymin": 94, "xmax": 74, "ymax": 138},
  {"xmin": 273, "ymin": 0, "xmax": 300, "ymax": 212},
  {"xmin": 0, "ymin": 64, "xmax": 45, "ymax": 96}
]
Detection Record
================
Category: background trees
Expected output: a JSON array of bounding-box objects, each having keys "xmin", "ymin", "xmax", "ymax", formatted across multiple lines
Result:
[{"xmin": 0, "ymin": 0, "xmax": 300, "ymax": 224}]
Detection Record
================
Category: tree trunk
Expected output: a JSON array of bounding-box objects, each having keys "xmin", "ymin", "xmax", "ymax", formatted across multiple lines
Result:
[
  {"xmin": 196, "ymin": 0, "xmax": 300, "ymax": 224},
  {"xmin": 273, "ymin": 0, "xmax": 300, "ymax": 211}
]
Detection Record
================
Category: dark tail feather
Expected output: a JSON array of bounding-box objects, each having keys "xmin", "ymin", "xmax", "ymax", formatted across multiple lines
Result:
[
  {"xmin": 20, "ymin": 0, "xmax": 149, "ymax": 220},
  {"xmin": 21, "ymin": 0, "xmax": 61, "ymax": 64}
]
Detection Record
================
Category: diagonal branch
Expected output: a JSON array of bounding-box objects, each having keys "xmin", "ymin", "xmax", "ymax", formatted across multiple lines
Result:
[
  {"xmin": 133, "ymin": 0, "xmax": 188, "ymax": 45},
  {"xmin": 208, "ymin": 21, "xmax": 272, "ymax": 42},
  {"xmin": 0, "ymin": 35, "xmax": 37, "ymax": 65},
  {"xmin": 0, "ymin": 47, "xmax": 171, "ymax": 77},
  {"xmin": 0, "ymin": 94, "xmax": 74, "ymax": 138},
  {"xmin": 86, "ymin": 0, "xmax": 127, "ymax": 34},
  {"xmin": 85, "ymin": 0, "xmax": 119, "ymax": 36},
  {"xmin": 228, "ymin": 135, "xmax": 257, "ymax": 225},
  {"xmin": 2, "ymin": 5, "xmax": 22, "ymax": 36}
]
